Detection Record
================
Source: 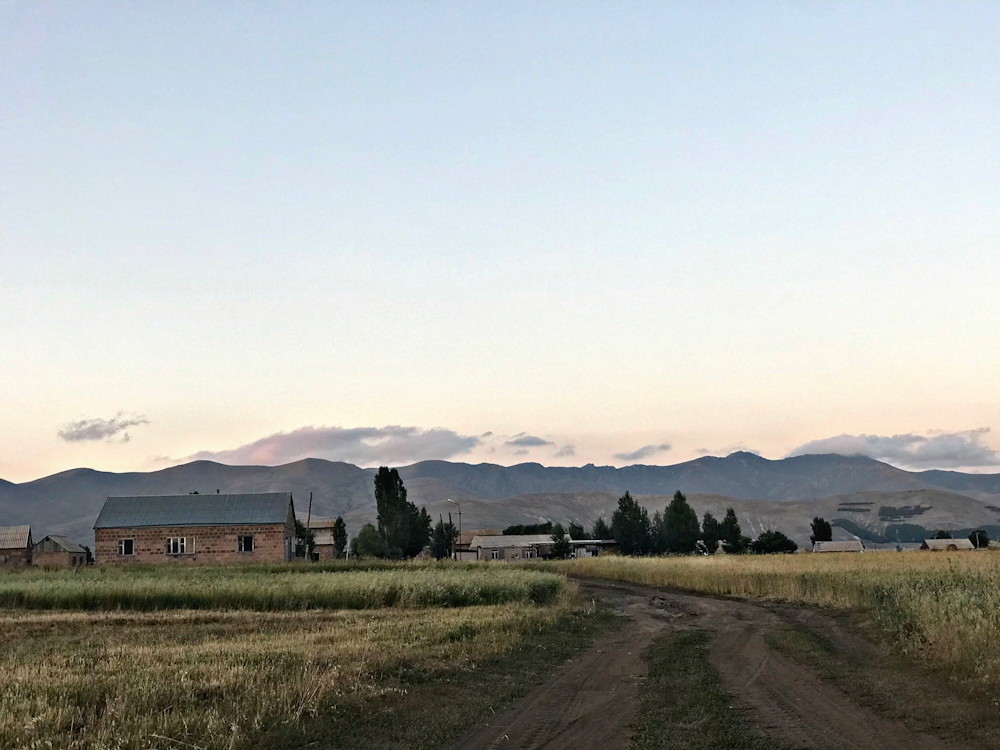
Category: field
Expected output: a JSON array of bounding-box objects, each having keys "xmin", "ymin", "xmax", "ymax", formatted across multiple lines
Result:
[
  {"xmin": 0, "ymin": 563, "xmax": 604, "ymax": 750},
  {"xmin": 547, "ymin": 551, "xmax": 1000, "ymax": 689}
]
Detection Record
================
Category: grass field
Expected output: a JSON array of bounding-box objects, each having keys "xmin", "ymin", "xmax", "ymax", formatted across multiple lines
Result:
[
  {"xmin": 0, "ymin": 564, "xmax": 608, "ymax": 750},
  {"xmin": 548, "ymin": 551, "xmax": 1000, "ymax": 689},
  {"xmin": 0, "ymin": 562, "xmax": 563, "ymax": 610}
]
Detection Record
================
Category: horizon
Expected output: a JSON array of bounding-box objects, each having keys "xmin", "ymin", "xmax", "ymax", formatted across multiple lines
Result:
[{"xmin": 2, "ymin": 2, "xmax": 997, "ymax": 482}]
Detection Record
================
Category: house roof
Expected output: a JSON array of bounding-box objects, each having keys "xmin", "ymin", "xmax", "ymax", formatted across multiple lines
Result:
[
  {"xmin": 35, "ymin": 535, "xmax": 86, "ymax": 554},
  {"xmin": 94, "ymin": 493, "xmax": 293, "ymax": 529},
  {"xmin": 813, "ymin": 540, "xmax": 865, "ymax": 553},
  {"xmin": 469, "ymin": 534, "xmax": 554, "ymax": 548},
  {"xmin": 0, "ymin": 525, "xmax": 31, "ymax": 549},
  {"xmin": 921, "ymin": 538, "xmax": 975, "ymax": 551},
  {"xmin": 458, "ymin": 529, "xmax": 500, "ymax": 546}
]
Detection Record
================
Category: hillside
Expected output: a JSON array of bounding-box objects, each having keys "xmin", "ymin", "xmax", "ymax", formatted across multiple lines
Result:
[{"xmin": 1, "ymin": 453, "xmax": 998, "ymax": 546}]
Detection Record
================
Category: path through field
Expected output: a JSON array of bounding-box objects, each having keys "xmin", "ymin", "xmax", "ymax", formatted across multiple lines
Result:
[{"xmin": 449, "ymin": 578, "xmax": 951, "ymax": 750}]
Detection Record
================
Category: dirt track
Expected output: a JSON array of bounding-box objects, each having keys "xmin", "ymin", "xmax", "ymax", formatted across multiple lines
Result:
[{"xmin": 449, "ymin": 578, "xmax": 952, "ymax": 750}]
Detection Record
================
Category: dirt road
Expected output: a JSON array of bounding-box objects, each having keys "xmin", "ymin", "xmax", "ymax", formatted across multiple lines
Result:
[{"xmin": 449, "ymin": 578, "xmax": 952, "ymax": 750}]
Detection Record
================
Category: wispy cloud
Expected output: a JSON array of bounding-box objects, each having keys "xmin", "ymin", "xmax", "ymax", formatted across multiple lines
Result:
[
  {"xmin": 505, "ymin": 434, "xmax": 555, "ymax": 448},
  {"xmin": 787, "ymin": 429, "xmax": 1000, "ymax": 469},
  {"xmin": 58, "ymin": 413, "xmax": 149, "ymax": 443},
  {"xmin": 185, "ymin": 425, "xmax": 481, "ymax": 466},
  {"xmin": 613, "ymin": 443, "xmax": 672, "ymax": 462},
  {"xmin": 694, "ymin": 443, "xmax": 759, "ymax": 457},
  {"xmin": 554, "ymin": 444, "xmax": 576, "ymax": 457}
]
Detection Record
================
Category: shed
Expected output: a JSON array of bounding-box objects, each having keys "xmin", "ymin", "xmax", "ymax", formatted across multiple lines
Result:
[
  {"xmin": 469, "ymin": 534, "xmax": 555, "ymax": 561},
  {"xmin": 93, "ymin": 493, "xmax": 296, "ymax": 565},
  {"xmin": 0, "ymin": 525, "xmax": 32, "ymax": 567},
  {"xmin": 32, "ymin": 535, "xmax": 87, "ymax": 568},
  {"xmin": 812, "ymin": 540, "xmax": 865, "ymax": 553},
  {"xmin": 920, "ymin": 538, "xmax": 975, "ymax": 552}
]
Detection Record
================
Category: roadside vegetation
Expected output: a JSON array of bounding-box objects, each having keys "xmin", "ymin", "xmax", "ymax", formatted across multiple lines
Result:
[
  {"xmin": 0, "ymin": 562, "xmax": 563, "ymax": 611},
  {"xmin": 547, "ymin": 550, "xmax": 1000, "ymax": 689}
]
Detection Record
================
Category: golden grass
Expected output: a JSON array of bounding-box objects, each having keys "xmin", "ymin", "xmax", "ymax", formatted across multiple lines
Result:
[
  {"xmin": 550, "ymin": 551, "xmax": 1000, "ymax": 688},
  {"xmin": 0, "ymin": 589, "xmax": 584, "ymax": 750}
]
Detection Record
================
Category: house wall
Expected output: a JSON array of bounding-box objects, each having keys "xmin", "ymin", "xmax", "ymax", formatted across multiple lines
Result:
[
  {"xmin": 313, "ymin": 543, "xmax": 338, "ymax": 560},
  {"xmin": 95, "ymin": 523, "xmax": 293, "ymax": 565},
  {"xmin": 33, "ymin": 551, "xmax": 86, "ymax": 568},
  {"xmin": 0, "ymin": 546, "xmax": 31, "ymax": 567}
]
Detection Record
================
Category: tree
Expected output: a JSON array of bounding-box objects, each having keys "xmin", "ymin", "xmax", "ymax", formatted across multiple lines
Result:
[
  {"xmin": 82, "ymin": 545, "xmax": 94, "ymax": 565},
  {"xmin": 700, "ymin": 512, "xmax": 720, "ymax": 554},
  {"xmin": 592, "ymin": 517, "xmax": 613, "ymax": 540},
  {"xmin": 503, "ymin": 522, "xmax": 553, "ymax": 535},
  {"xmin": 374, "ymin": 466, "xmax": 430, "ymax": 558},
  {"xmin": 332, "ymin": 517, "xmax": 348, "ymax": 558},
  {"xmin": 402, "ymin": 505, "xmax": 432, "ymax": 558},
  {"xmin": 660, "ymin": 491, "xmax": 700, "ymax": 554},
  {"xmin": 294, "ymin": 518, "xmax": 315, "ymax": 559},
  {"xmin": 568, "ymin": 522, "xmax": 587, "ymax": 540},
  {"xmin": 611, "ymin": 491, "xmax": 652, "ymax": 556},
  {"xmin": 720, "ymin": 508, "xmax": 750, "ymax": 554},
  {"xmin": 810, "ymin": 517, "xmax": 833, "ymax": 545},
  {"xmin": 969, "ymin": 530, "xmax": 990, "ymax": 549},
  {"xmin": 351, "ymin": 524, "xmax": 388, "ymax": 558},
  {"xmin": 750, "ymin": 530, "xmax": 798, "ymax": 554},
  {"xmin": 934, "ymin": 530, "xmax": 952, "ymax": 539},
  {"xmin": 551, "ymin": 524, "xmax": 572, "ymax": 559},
  {"xmin": 430, "ymin": 514, "xmax": 459, "ymax": 559}
]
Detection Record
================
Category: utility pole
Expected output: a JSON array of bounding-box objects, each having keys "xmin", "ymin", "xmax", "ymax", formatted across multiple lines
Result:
[
  {"xmin": 448, "ymin": 499, "xmax": 461, "ymax": 560},
  {"xmin": 306, "ymin": 492, "xmax": 313, "ymax": 561}
]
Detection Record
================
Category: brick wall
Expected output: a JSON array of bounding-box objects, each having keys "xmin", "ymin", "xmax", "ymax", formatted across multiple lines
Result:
[
  {"xmin": 314, "ymin": 543, "xmax": 338, "ymax": 560},
  {"xmin": 33, "ymin": 551, "xmax": 86, "ymax": 568},
  {"xmin": 95, "ymin": 523, "xmax": 293, "ymax": 565},
  {"xmin": 0, "ymin": 547, "xmax": 31, "ymax": 567}
]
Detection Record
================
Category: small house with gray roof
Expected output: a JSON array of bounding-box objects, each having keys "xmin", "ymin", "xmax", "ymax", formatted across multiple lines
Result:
[
  {"xmin": 0, "ymin": 525, "xmax": 32, "ymax": 567},
  {"xmin": 33, "ymin": 535, "xmax": 87, "ymax": 568},
  {"xmin": 94, "ymin": 493, "xmax": 296, "ymax": 565}
]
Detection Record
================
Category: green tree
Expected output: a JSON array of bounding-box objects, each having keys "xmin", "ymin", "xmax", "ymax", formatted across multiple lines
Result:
[
  {"xmin": 750, "ymin": 530, "xmax": 798, "ymax": 554},
  {"xmin": 611, "ymin": 491, "xmax": 652, "ymax": 556},
  {"xmin": 969, "ymin": 529, "xmax": 989, "ymax": 549},
  {"xmin": 551, "ymin": 523, "xmax": 572, "ymax": 559},
  {"xmin": 503, "ymin": 522, "xmax": 553, "ymax": 535},
  {"xmin": 810, "ymin": 517, "xmax": 832, "ymax": 544},
  {"xmin": 660, "ymin": 491, "xmax": 700, "ymax": 554},
  {"xmin": 351, "ymin": 524, "xmax": 388, "ymax": 558},
  {"xmin": 374, "ymin": 466, "xmax": 431, "ymax": 558},
  {"xmin": 592, "ymin": 517, "xmax": 612, "ymax": 540},
  {"xmin": 720, "ymin": 508, "xmax": 750, "ymax": 554},
  {"xmin": 332, "ymin": 517, "xmax": 348, "ymax": 558},
  {"xmin": 934, "ymin": 529, "xmax": 952, "ymax": 539},
  {"xmin": 568, "ymin": 522, "xmax": 587, "ymax": 540},
  {"xmin": 430, "ymin": 514, "xmax": 458, "ymax": 559},
  {"xmin": 700, "ymin": 512, "xmax": 720, "ymax": 554},
  {"xmin": 294, "ymin": 518, "xmax": 315, "ymax": 559}
]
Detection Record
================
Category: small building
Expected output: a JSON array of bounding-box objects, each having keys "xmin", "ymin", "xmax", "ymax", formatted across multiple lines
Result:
[
  {"xmin": 455, "ymin": 529, "xmax": 500, "ymax": 561},
  {"xmin": 920, "ymin": 538, "xmax": 975, "ymax": 552},
  {"xmin": 812, "ymin": 540, "xmax": 865, "ymax": 553},
  {"xmin": 94, "ymin": 493, "xmax": 296, "ymax": 565},
  {"xmin": 469, "ymin": 534, "xmax": 555, "ymax": 561},
  {"xmin": 569, "ymin": 539, "xmax": 618, "ymax": 558},
  {"xmin": 308, "ymin": 518, "xmax": 343, "ymax": 560},
  {"xmin": 32, "ymin": 535, "xmax": 87, "ymax": 568},
  {"xmin": 0, "ymin": 525, "xmax": 32, "ymax": 567}
]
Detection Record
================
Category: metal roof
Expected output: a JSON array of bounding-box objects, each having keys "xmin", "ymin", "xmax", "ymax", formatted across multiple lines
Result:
[
  {"xmin": 813, "ymin": 541, "xmax": 865, "ymax": 553},
  {"xmin": 921, "ymin": 538, "xmax": 975, "ymax": 551},
  {"xmin": 35, "ymin": 535, "xmax": 86, "ymax": 554},
  {"xmin": 469, "ymin": 534, "xmax": 555, "ymax": 548},
  {"xmin": 0, "ymin": 525, "xmax": 31, "ymax": 549},
  {"xmin": 94, "ymin": 493, "xmax": 293, "ymax": 529}
]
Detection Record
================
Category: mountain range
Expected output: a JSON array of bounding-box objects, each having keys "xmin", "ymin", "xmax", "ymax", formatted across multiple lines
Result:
[{"xmin": 2, "ymin": 452, "xmax": 998, "ymax": 548}]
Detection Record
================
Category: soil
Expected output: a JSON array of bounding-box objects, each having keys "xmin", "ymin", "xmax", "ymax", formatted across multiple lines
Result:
[{"xmin": 448, "ymin": 578, "xmax": 958, "ymax": 750}]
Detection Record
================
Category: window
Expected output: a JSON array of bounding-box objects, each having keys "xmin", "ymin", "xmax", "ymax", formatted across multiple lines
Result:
[
  {"xmin": 118, "ymin": 539, "xmax": 134, "ymax": 556},
  {"xmin": 166, "ymin": 537, "xmax": 187, "ymax": 555},
  {"xmin": 524, "ymin": 548, "xmax": 535, "ymax": 559},
  {"xmin": 491, "ymin": 549, "xmax": 500, "ymax": 560},
  {"xmin": 238, "ymin": 535, "xmax": 254, "ymax": 553}
]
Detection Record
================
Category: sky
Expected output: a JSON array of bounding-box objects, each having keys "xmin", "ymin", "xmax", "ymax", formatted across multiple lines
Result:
[{"xmin": 1, "ymin": 1, "xmax": 998, "ymax": 483}]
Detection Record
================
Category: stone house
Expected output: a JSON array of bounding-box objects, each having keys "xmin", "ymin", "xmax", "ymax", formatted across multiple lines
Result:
[
  {"xmin": 32, "ymin": 535, "xmax": 87, "ymax": 568},
  {"xmin": 93, "ymin": 493, "xmax": 296, "ymax": 565},
  {"xmin": 0, "ymin": 525, "xmax": 32, "ymax": 567},
  {"xmin": 469, "ymin": 534, "xmax": 555, "ymax": 561}
]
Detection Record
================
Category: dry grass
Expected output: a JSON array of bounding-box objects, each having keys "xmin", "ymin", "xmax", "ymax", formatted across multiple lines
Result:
[
  {"xmin": 549, "ymin": 551, "xmax": 1000, "ymax": 689},
  {"xmin": 0, "ymin": 586, "xmax": 590, "ymax": 749}
]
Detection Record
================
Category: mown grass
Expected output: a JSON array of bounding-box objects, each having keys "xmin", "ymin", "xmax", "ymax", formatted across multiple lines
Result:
[
  {"xmin": 0, "ymin": 575, "xmax": 611, "ymax": 750},
  {"xmin": 0, "ymin": 563, "xmax": 563, "ymax": 610},
  {"xmin": 547, "ymin": 552, "xmax": 1000, "ymax": 689}
]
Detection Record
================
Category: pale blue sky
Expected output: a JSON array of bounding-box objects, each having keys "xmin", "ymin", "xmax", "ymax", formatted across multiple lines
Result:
[{"xmin": 2, "ymin": 2, "xmax": 998, "ymax": 481}]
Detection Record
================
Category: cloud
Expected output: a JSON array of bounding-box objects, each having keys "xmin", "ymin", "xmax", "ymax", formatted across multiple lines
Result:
[
  {"xmin": 613, "ymin": 443, "xmax": 672, "ymax": 462},
  {"xmin": 554, "ymin": 444, "xmax": 576, "ymax": 457},
  {"xmin": 59, "ymin": 413, "xmax": 150, "ymax": 443},
  {"xmin": 186, "ymin": 425, "xmax": 481, "ymax": 466},
  {"xmin": 505, "ymin": 434, "xmax": 555, "ymax": 448},
  {"xmin": 787, "ymin": 429, "xmax": 1000, "ymax": 469},
  {"xmin": 695, "ymin": 443, "xmax": 760, "ymax": 457}
]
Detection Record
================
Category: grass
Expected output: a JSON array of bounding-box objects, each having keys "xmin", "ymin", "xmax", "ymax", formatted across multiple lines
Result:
[
  {"xmin": 545, "ymin": 551, "xmax": 1000, "ymax": 689},
  {"xmin": 632, "ymin": 630, "xmax": 776, "ymax": 750},
  {"xmin": 0, "ymin": 570, "xmax": 614, "ymax": 750},
  {"xmin": 0, "ymin": 562, "xmax": 563, "ymax": 610}
]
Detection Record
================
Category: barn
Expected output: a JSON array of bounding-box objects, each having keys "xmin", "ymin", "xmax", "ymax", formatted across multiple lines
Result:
[
  {"xmin": 93, "ymin": 493, "xmax": 296, "ymax": 565},
  {"xmin": 920, "ymin": 538, "xmax": 975, "ymax": 552},
  {"xmin": 33, "ymin": 535, "xmax": 87, "ymax": 568},
  {"xmin": 0, "ymin": 525, "xmax": 33, "ymax": 567},
  {"xmin": 812, "ymin": 540, "xmax": 865, "ymax": 553}
]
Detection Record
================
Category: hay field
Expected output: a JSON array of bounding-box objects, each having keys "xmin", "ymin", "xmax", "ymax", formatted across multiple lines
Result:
[
  {"xmin": 0, "ymin": 562, "xmax": 562, "ymax": 610},
  {"xmin": 551, "ymin": 551, "xmax": 1000, "ymax": 688}
]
